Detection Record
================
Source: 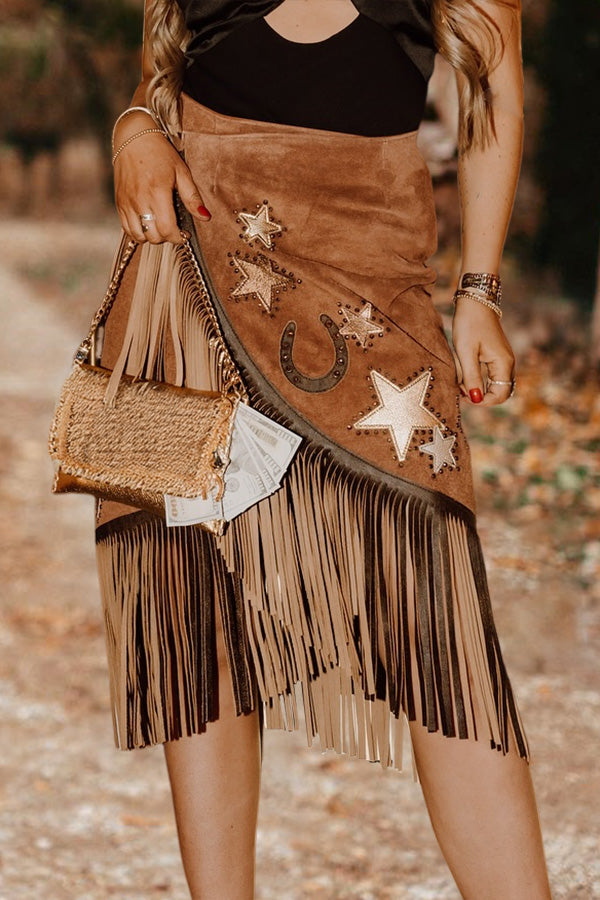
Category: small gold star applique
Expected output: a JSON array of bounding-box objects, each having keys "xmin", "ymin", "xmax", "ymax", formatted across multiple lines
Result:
[
  {"xmin": 419, "ymin": 426, "xmax": 457, "ymax": 473},
  {"xmin": 231, "ymin": 256, "xmax": 291, "ymax": 311},
  {"xmin": 239, "ymin": 202, "xmax": 283, "ymax": 250},
  {"xmin": 353, "ymin": 370, "xmax": 439, "ymax": 461},
  {"xmin": 339, "ymin": 302, "xmax": 384, "ymax": 347}
]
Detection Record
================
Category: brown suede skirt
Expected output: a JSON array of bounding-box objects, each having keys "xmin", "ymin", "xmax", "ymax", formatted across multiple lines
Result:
[{"xmin": 95, "ymin": 96, "xmax": 529, "ymax": 768}]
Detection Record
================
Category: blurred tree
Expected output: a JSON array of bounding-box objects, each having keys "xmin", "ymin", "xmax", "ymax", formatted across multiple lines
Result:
[
  {"xmin": 0, "ymin": 0, "xmax": 143, "ymax": 202},
  {"xmin": 527, "ymin": 0, "xmax": 600, "ymax": 306}
]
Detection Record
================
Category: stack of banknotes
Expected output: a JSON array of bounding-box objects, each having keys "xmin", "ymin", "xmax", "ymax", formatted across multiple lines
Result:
[{"xmin": 165, "ymin": 402, "xmax": 302, "ymax": 527}]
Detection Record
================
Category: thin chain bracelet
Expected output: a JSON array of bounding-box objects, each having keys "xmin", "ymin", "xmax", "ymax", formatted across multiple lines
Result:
[
  {"xmin": 453, "ymin": 289, "xmax": 503, "ymax": 318},
  {"xmin": 112, "ymin": 128, "xmax": 168, "ymax": 166}
]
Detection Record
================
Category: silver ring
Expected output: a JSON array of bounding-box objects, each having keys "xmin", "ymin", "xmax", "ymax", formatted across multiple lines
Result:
[
  {"xmin": 139, "ymin": 212, "xmax": 155, "ymax": 222},
  {"xmin": 488, "ymin": 378, "xmax": 516, "ymax": 398}
]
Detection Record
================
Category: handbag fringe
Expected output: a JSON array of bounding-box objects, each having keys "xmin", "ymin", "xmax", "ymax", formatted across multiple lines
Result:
[
  {"xmin": 104, "ymin": 240, "xmax": 230, "ymax": 401},
  {"xmin": 95, "ymin": 235, "xmax": 530, "ymax": 769}
]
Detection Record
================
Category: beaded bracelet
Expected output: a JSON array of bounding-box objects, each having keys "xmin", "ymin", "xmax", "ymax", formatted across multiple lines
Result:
[
  {"xmin": 111, "ymin": 128, "xmax": 168, "ymax": 165},
  {"xmin": 453, "ymin": 288, "xmax": 503, "ymax": 318},
  {"xmin": 111, "ymin": 106, "xmax": 160, "ymax": 150}
]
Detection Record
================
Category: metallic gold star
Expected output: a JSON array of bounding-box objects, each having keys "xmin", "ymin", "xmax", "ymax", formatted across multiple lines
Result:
[
  {"xmin": 353, "ymin": 370, "xmax": 439, "ymax": 461},
  {"xmin": 419, "ymin": 426, "xmax": 457, "ymax": 473},
  {"xmin": 239, "ymin": 203, "xmax": 282, "ymax": 250},
  {"xmin": 339, "ymin": 302, "xmax": 384, "ymax": 347},
  {"xmin": 231, "ymin": 256, "xmax": 290, "ymax": 311}
]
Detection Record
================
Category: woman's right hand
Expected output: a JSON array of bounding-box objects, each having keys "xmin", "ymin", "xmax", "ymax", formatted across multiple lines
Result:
[{"xmin": 113, "ymin": 112, "xmax": 211, "ymax": 244}]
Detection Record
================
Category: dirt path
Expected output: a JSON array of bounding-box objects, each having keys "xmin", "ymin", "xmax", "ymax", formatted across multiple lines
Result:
[{"xmin": 1, "ymin": 220, "xmax": 598, "ymax": 899}]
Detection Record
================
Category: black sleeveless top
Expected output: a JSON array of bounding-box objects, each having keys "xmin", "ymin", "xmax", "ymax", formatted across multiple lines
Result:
[{"xmin": 177, "ymin": 1, "xmax": 437, "ymax": 137}]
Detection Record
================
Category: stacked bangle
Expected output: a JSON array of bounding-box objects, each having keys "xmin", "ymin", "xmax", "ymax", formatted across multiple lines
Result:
[
  {"xmin": 460, "ymin": 272, "xmax": 502, "ymax": 305},
  {"xmin": 111, "ymin": 106, "xmax": 161, "ymax": 150},
  {"xmin": 453, "ymin": 271, "xmax": 503, "ymax": 318},
  {"xmin": 111, "ymin": 128, "xmax": 168, "ymax": 165}
]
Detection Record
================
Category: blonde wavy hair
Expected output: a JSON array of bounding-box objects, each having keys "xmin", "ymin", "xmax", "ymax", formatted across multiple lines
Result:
[{"xmin": 145, "ymin": 0, "xmax": 517, "ymax": 152}]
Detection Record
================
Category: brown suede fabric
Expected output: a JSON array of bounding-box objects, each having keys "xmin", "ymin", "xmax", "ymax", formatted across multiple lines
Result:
[{"xmin": 178, "ymin": 96, "xmax": 476, "ymax": 512}]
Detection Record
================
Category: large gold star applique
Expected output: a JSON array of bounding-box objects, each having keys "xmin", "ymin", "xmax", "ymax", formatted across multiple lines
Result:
[
  {"xmin": 353, "ymin": 370, "xmax": 440, "ymax": 461},
  {"xmin": 231, "ymin": 256, "xmax": 291, "ymax": 311},
  {"xmin": 339, "ymin": 302, "xmax": 384, "ymax": 347},
  {"xmin": 419, "ymin": 426, "xmax": 457, "ymax": 473},
  {"xmin": 239, "ymin": 202, "xmax": 283, "ymax": 250}
]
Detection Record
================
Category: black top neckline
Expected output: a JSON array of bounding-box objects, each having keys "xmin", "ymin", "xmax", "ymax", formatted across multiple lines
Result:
[
  {"xmin": 177, "ymin": 0, "xmax": 437, "ymax": 83},
  {"xmin": 261, "ymin": 11, "xmax": 362, "ymax": 48},
  {"xmin": 182, "ymin": 11, "xmax": 429, "ymax": 138}
]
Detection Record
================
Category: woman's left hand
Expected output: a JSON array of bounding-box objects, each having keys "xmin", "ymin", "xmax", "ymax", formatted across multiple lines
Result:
[{"xmin": 452, "ymin": 296, "xmax": 516, "ymax": 405}]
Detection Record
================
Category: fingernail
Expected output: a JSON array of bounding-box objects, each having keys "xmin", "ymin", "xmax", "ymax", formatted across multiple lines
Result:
[
  {"xmin": 469, "ymin": 388, "xmax": 483, "ymax": 403},
  {"xmin": 197, "ymin": 205, "xmax": 211, "ymax": 220}
]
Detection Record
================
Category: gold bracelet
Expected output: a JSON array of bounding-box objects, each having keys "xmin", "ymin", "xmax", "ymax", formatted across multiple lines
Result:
[
  {"xmin": 453, "ymin": 289, "xmax": 503, "ymax": 318},
  {"xmin": 111, "ymin": 128, "xmax": 167, "ymax": 165},
  {"xmin": 111, "ymin": 106, "xmax": 160, "ymax": 150}
]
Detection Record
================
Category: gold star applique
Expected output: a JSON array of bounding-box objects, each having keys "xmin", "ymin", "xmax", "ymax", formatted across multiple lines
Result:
[
  {"xmin": 353, "ymin": 370, "xmax": 439, "ymax": 461},
  {"xmin": 231, "ymin": 256, "xmax": 290, "ymax": 311},
  {"xmin": 339, "ymin": 302, "xmax": 384, "ymax": 347},
  {"xmin": 419, "ymin": 426, "xmax": 457, "ymax": 473},
  {"xmin": 239, "ymin": 202, "xmax": 282, "ymax": 250}
]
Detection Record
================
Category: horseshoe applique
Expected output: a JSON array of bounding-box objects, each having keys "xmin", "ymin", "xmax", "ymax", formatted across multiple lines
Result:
[{"xmin": 279, "ymin": 314, "xmax": 349, "ymax": 392}]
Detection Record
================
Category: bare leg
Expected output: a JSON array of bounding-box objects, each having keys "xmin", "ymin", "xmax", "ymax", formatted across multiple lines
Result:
[
  {"xmin": 409, "ymin": 723, "xmax": 552, "ymax": 900},
  {"xmin": 163, "ymin": 602, "xmax": 261, "ymax": 900}
]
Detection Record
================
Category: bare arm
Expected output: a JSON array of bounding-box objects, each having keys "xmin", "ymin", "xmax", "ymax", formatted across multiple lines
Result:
[
  {"xmin": 112, "ymin": 0, "xmax": 210, "ymax": 243},
  {"xmin": 452, "ymin": 1, "xmax": 523, "ymax": 406}
]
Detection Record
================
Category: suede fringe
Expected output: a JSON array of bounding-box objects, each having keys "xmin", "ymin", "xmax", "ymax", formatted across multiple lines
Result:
[
  {"xmin": 97, "ymin": 514, "xmax": 254, "ymax": 748},
  {"xmin": 95, "ymin": 234, "xmax": 529, "ymax": 769},
  {"xmin": 97, "ymin": 443, "xmax": 529, "ymax": 767},
  {"xmin": 105, "ymin": 240, "xmax": 228, "ymax": 401},
  {"xmin": 216, "ymin": 435, "xmax": 530, "ymax": 768}
]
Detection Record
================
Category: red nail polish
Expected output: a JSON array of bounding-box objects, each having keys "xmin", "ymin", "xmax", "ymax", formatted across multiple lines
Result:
[
  {"xmin": 469, "ymin": 388, "xmax": 483, "ymax": 403},
  {"xmin": 197, "ymin": 205, "xmax": 211, "ymax": 220}
]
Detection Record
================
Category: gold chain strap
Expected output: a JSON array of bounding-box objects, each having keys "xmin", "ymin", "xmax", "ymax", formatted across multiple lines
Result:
[
  {"xmin": 75, "ymin": 237, "xmax": 138, "ymax": 364},
  {"xmin": 75, "ymin": 233, "xmax": 247, "ymax": 402}
]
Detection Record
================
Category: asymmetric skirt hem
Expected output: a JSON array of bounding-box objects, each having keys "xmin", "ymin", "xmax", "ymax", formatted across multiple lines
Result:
[{"xmin": 94, "ymin": 96, "xmax": 529, "ymax": 772}]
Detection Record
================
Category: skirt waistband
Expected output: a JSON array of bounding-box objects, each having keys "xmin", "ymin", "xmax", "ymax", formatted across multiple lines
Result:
[{"xmin": 180, "ymin": 93, "xmax": 420, "ymax": 145}]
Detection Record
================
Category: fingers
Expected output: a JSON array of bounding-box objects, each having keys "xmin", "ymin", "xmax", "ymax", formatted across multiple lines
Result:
[
  {"xmin": 119, "ymin": 199, "xmax": 180, "ymax": 245},
  {"xmin": 458, "ymin": 349, "xmax": 486, "ymax": 405},
  {"xmin": 458, "ymin": 355, "xmax": 515, "ymax": 407},
  {"xmin": 457, "ymin": 358, "xmax": 515, "ymax": 407},
  {"xmin": 175, "ymin": 166, "xmax": 211, "ymax": 222},
  {"xmin": 481, "ymin": 361, "xmax": 516, "ymax": 405},
  {"xmin": 121, "ymin": 207, "xmax": 148, "ymax": 243},
  {"xmin": 117, "ymin": 177, "xmax": 211, "ymax": 245}
]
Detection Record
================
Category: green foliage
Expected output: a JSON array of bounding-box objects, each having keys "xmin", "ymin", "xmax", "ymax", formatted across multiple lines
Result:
[{"xmin": 44, "ymin": 0, "xmax": 143, "ymax": 49}]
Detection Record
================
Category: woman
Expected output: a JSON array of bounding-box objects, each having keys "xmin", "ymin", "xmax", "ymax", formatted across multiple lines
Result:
[{"xmin": 102, "ymin": 0, "xmax": 552, "ymax": 897}]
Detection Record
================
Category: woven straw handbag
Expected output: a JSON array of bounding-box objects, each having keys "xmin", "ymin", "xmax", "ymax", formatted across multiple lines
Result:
[{"xmin": 48, "ymin": 228, "xmax": 248, "ymax": 534}]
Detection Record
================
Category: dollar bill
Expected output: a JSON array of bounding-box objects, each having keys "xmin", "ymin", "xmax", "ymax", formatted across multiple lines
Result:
[{"xmin": 165, "ymin": 404, "xmax": 302, "ymax": 527}]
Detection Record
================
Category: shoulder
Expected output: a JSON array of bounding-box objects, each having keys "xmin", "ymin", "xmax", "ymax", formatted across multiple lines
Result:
[{"xmin": 354, "ymin": 0, "xmax": 436, "ymax": 80}]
